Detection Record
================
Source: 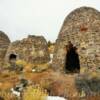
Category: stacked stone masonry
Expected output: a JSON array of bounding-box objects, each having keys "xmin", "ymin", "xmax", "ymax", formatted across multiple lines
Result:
[
  {"xmin": 52, "ymin": 7, "xmax": 100, "ymax": 71},
  {"xmin": 5, "ymin": 35, "xmax": 50, "ymax": 64},
  {"xmin": 0, "ymin": 31, "xmax": 10, "ymax": 64}
]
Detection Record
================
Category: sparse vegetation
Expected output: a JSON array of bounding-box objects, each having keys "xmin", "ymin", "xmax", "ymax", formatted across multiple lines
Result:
[
  {"xmin": 75, "ymin": 75, "xmax": 100, "ymax": 96},
  {"xmin": 23, "ymin": 85, "xmax": 48, "ymax": 100},
  {"xmin": 16, "ymin": 60, "xmax": 27, "ymax": 67},
  {"xmin": 0, "ymin": 90, "xmax": 18, "ymax": 100}
]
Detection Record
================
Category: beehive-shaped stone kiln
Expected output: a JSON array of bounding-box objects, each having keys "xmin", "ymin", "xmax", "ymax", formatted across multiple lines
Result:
[
  {"xmin": 52, "ymin": 7, "xmax": 100, "ymax": 71},
  {"xmin": 5, "ymin": 35, "xmax": 50, "ymax": 64},
  {"xmin": 0, "ymin": 31, "xmax": 10, "ymax": 64}
]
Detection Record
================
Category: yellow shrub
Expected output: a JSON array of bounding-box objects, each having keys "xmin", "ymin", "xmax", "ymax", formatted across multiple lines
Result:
[
  {"xmin": 3, "ymin": 63, "xmax": 10, "ymax": 69},
  {"xmin": 24, "ymin": 63, "xmax": 33, "ymax": 72},
  {"xmin": 16, "ymin": 60, "xmax": 27, "ymax": 66},
  {"xmin": 90, "ymin": 71, "xmax": 98, "ymax": 78},
  {"xmin": 80, "ymin": 67, "xmax": 88, "ymax": 74},
  {"xmin": 0, "ymin": 90, "xmax": 17, "ymax": 100},
  {"xmin": 23, "ymin": 85, "xmax": 48, "ymax": 100},
  {"xmin": 25, "ymin": 63, "xmax": 33, "ymax": 68}
]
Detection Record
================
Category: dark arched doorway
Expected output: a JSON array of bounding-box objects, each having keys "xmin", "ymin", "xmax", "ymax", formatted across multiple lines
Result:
[
  {"xmin": 65, "ymin": 42, "xmax": 80, "ymax": 73},
  {"xmin": 9, "ymin": 54, "xmax": 17, "ymax": 63}
]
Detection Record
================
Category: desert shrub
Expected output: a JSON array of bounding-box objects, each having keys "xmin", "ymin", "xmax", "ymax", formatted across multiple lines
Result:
[
  {"xmin": 0, "ymin": 90, "xmax": 18, "ymax": 100},
  {"xmin": 75, "ymin": 76, "xmax": 100, "ymax": 96},
  {"xmin": 22, "ymin": 85, "xmax": 48, "ymax": 100},
  {"xmin": 24, "ymin": 63, "xmax": 33, "ymax": 72},
  {"xmin": 80, "ymin": 67, "xmax": 88, "ymax": 74},
  {"xmin": 31, "ymin": 63, "xmax": 49, "ymax": 73},
  {"xmin": 16, "ymin": 60, "xmax": 27, "ymax": 67},
  {"xmin": 39, "ymin": 78, "xmax": 53, "ymax": 95},
  {"xmin": 2, "ymin": 63, "xmax": 10, "ymax": 69}
]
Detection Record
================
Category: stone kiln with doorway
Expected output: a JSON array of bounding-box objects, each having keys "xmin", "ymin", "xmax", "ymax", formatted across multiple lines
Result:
[
  {"xmin": 5, "ymin": 35, "xmax": 50, "ymax": 64},
  {"xmin": 52, "ymin": 7, "xmax": 100, "ymax": 72}
]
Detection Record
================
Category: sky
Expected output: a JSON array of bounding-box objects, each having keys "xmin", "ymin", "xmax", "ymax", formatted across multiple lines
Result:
[{"xmin": 0, "ymin": 0, "xmax": 100, "ymax": 42}]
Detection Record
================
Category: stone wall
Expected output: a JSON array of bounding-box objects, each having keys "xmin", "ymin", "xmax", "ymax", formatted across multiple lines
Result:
[
  {"xmin": 5, "ymin": 35, "xmax": 50, "ymax": 64},
  {"xmin": 52, "ymin": 7, "xmax": 100, "ymax": 71},
  {"xmin": 0, "ymin": 31, "xmax": 10, "ymax": 65}
]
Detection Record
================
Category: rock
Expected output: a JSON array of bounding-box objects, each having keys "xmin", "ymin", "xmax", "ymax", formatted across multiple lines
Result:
[
  {"xmin": 49, "ymin": 54, "xmax": 54, "ymax": 64},
  {"xmin": 11, "ymin": 79, "xmax": 29, "ymax": 97},
  {"xmin": 32, "ymin": 68, "xmax": 36, "ymax": 72},
  {"xmin": 11, "ymin": 88, "xmax": 20, "ymax": 97},
  {"xmin": 52, "ymin": 7, "xmax": 100, "ymax": 72},
  {"xmin": 5, "ymin": 35, "xmax": 50, "ymax": 64},
  {"xmin": 47, "ymin": 96, "xmax": 66, "ymax": 100},
  {"xmin": 19, "ymin": 79, "xmax": 28, "ymax": 87}
]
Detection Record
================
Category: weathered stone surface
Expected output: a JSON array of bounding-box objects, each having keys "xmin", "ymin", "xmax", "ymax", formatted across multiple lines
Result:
[
  {"xmin": 5, "ymin": 35, "xmax": 50, "ymax": 64},
  {"xmin": 52, "ymin": 7, "xmax": 100, "ymax": 71},
  {"xmin": 0, "ymin": 31, "xmax": 10, "ymax": 64}
]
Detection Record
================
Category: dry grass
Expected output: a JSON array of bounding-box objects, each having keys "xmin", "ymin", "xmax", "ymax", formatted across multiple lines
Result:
[
  {"xmin": 0, "ymin": 63, "xmax": 100, "ymax": 100},
  {"xmin": 0, "ymin": 72, "xmax": 19, "ymax": 90},
  {"xmin": 0, "ymin": 90, "xmax": 18, "ymax": 100},
  {"xmin": 22, "ymin": 85, "xmax": 48, "ymax": 100}
]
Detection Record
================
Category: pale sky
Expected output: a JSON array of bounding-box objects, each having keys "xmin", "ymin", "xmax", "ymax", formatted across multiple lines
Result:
[{"xmin": 0, "ymin": 0, "xmax": 100, "ymax": 42}]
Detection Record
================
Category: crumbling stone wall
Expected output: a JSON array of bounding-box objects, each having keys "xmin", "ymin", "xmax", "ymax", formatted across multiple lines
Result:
[
  {"xmin": 0, "ymin": 31, "xmax": 10, "ymax": 65},
  {"xmin": 52, "ymin": 7, "xmax": 100, "ymax": 71},
  {"xmin": 5, "ymin": 35, "xmax": 50, "ymax": 64}
]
